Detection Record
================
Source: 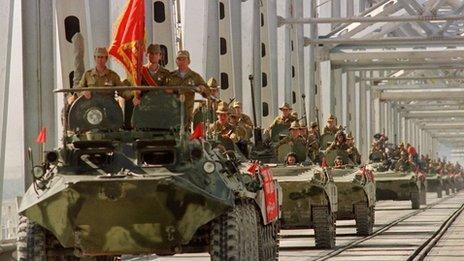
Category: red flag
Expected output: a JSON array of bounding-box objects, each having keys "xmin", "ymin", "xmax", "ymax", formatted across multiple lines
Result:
[
  {"xmin": 189, "ymin": 123, "xmax": 204, "ymax": 140},
  {"xmin": 261, "ymin": 167, "xmax": 279, "ymax": 222},
  {"xmin": 109, "ymin": 0, "xmax": 145, "ymax": 85},
  {"xmin": 36, "ymin": 128, "xmax": 47, "ymax": 144},
  {"xmin": 247, "ymin": 162, "xmax": 260, "ymax": 174},
  {"xmin": 321, "ymin": 157, "xmax": 328, "ymax": 168}
]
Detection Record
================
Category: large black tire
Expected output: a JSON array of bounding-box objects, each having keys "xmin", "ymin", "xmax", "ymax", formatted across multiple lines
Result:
[
  {"xmin": 210, "ymin": 202, "xmax": 259, "ymax": 261},
  {"xmin": 257, "ymin": 217, "xmax": 279, "ymax": 261},
  {"xmin": 411, "ymin": 192, "xmax": 420, "ymax": 209},
  {"xmin": 17, "ymin": 215, "xmax": 46, "ymax": 261},
  {"xmin": 354, "ymin": 204, "xmax": 375, "ymax": 236},
  {"xmin": 313, "ymin": 206, "xmax": 336, "ymax": 249}
]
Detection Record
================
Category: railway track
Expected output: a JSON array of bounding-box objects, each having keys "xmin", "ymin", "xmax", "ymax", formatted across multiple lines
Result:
[{"xmin": 280, "ymin": 191, "xmax": 464, "ymax": 261}]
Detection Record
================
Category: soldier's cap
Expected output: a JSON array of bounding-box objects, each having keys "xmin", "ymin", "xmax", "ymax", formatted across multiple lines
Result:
[
  {"xmin": 216, "ymin": 102, "xmax": 230, "ymax": 114},
  {"xmin": 147, "ymin": 44, "xmax": 161, "ymax": 54},
  {"xmin": 373, "ymin": 133, "xmax": 382, "ymax": 140},
  {"xmin": 289, "ymin": 121, "xmax": 301, "ymax": 130},
  {"xmin": 94, "ymin": 47, "xmax": 108, "ymax": 57},
  {"xmin": 347, "ymin": 132, "xmax": 354, "ymax": 140},
  {"xmin": 299, "ymin": 120, "xmax": 307, "ymax": 128},
  {"xmin": 232, "ymin": 100, "xmax": 242, "ymax": 108},
  {"xmin": 176, "ymin": 50, "xmax": 190, "ymax": 59},
  {"xmin": 310, "ymin": 121, "xmax": 318, "ymax": 128},
  {"xmin": 279, "ymin": 102, "xmax": 292, "ymax": 110},
  {"xmin": 207, "ymin": 77, "xmax": 220, "ymax": 89},
  {"xmin": 327, "ymin": 114, "xmax": 337, "ymax": 122}
]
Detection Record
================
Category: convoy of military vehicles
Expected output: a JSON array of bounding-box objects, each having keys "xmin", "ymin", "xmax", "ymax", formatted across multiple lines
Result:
[{"xmin": 16, "ymin": 84, "xmax": 463, "ymax": 260}]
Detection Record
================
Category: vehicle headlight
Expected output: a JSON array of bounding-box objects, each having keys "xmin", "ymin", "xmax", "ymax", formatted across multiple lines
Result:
[
  {"xmin": 86, "ymin": 108, "xmax": 103, "ymax": 125},
  {"xmin": 203, "ymin": 161, "xmax": 216, "ymax": 174},
  {"xmin": 32, "ymin": 166, "xmax": 45, "ymax": 179}
]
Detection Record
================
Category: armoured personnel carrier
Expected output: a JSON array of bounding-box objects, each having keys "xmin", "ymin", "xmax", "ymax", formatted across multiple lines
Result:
[
  {"xmin": 251, "ymin": 124, "xmax": 338, "ymax": 249},
  {"xmin": 426, "ymin": 170, "xmax": 443, "ymax": 198},
  {"xmin": 17, "ymin": 88, "xmax": 280, "ymax": 260},
  {"xmin": 325, "ymin": 149, "xmax": 376, "ymax": 236}
]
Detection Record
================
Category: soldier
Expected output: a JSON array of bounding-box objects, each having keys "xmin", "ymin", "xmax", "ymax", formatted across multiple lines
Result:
[
  {"xmin": 70, "ymin": 47, "xmax": 123, "ymax": 102},
  {"xmin": 267, "ymin": 103, "xmax": 297, "ymax": 131},
  {"xmin": 192, "ymin": 77, "xmax": 221, "ymax": 128},
  {"xmin": 285, "ymin": 152, "xmax": 298, "ymax": 166},
  {"xmin": 306, "ymin": 122, "xmax": 321, "ymax": 164},
  {"xmin": 208, "ymin": 102, "xmax": 240, "ymax": 143},
  {"xmin": 323, "ymin": 114, "xmax": 339, "ymax": 135},
  {"xmin": 232, "ymin": 101, "xmax": 253, "ymax": 130},
  {"xmin": 327, "ymin": 130, "xmax": 349, "ymax": 151},
  {"xmin": 395, "ymin": 151, "xmax": 415, "ymax": 172},
  {"xmin": 133, "ymin": 44, "xmax": 170, "ymax": 106},
  {"xmin": 346, "ymin": 132, "xmax": 361, "ymax": 165},
  {"xmin": 299, "ymin": 120, "xmax": 308, "ymax": 140},
  {"xmin": 166, "ymin": 50, "xmax": 209, "ymax": 128},
  {"xmin": 334, "ymin": 156, "xmax": 345, "ymax": 169}
]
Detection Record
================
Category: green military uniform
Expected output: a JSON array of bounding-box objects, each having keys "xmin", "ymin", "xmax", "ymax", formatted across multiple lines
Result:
[
  {"xmin": 192, "ymin": 78, "xmax": 221, "ymax": 127},
  {"xmin": 347, "ymin": 145, "xmax": 361, "ymax": 165},
  {"xmin": 395, "ymin": 158, "xmax": 415, "ymax": 172},
  {"xmin": 141, "ymin": 65, "xmax": 170, "ymax": 86},
  {"xmin": 268, "ymin": 115, "xmax": 297, "ymax": 130},
  {"xmin": 209, "ymin": 121, "xmax": 240, "ymax": 143},
  {"xmin": 322, "ymin": 114, "xmax": 339, "ymax": 135},
  {"xmin": 166, "ymin": 69, "xmax": 207, "ymax": 127},
  {"xmin": 77, "ymin": 68, "xmax": 122, "ymax": 96}
]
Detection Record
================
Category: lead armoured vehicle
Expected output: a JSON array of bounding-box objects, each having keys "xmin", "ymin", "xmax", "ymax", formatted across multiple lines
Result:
[
  {"xmin": 251, "ymin": 124, "xmax": 338, "ymax": 249},
  {"xmin": 17, "ymin": 88, "xmax": 281, "ymax": 260},
  {"xmin": 426, "ymin": 169, "xmax": 443, "ymax": 198}
]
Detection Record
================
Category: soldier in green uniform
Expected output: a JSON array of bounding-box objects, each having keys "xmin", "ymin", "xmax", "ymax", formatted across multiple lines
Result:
[
  {"xmin": 323, "ymin": 114, "xmax": 340, "ymax": 135},
  {"xmin": 346, "ymin": 132, "xmax": 361, "ymax": 165},
  {"xmin": 208, "ymin": 102, "xmax": 240, "ymax": 143},
  {"xmin": 192, "ymin": 77, "xmax": 221, "ymax": 128},
  {"xmin": 166, "ymin": 50, "xmax": 209, "ymax": 128},
  {"xmin": 306, "ymin": 121, "xmax": 321, "ymax": 164},
  {"xmin": 133, "ymin": 44, "xmax": 171, "ymax": 106},
  {"xmin": 395, "ymin": 151, "xmax": 415, "ymax": 172},
  {"xmin": 327, "ymin": 130, "xmax": 349, "ymax": 151},
  {"xmin": 231, "ymin": 101, "xmax": 253, "ymax": 140},
  {"xmin": 69, "ymin": 47, "xmax": 123, "ymax": 102},
  {"xmin": 266, "ymin": 102, "xmax": 297, "ymax": 132}
]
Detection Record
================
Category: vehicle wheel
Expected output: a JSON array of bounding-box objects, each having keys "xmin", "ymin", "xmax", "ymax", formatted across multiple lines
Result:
[
  {"xmin": 437, "ymin": 186, "xmax": 443, "ymax": 198},
  {"xmin": 313, "ymin": 206, "xmax": 336, "ymax": 249},
  {"xmin": 354, "ymin": 204, "xmax": 375, "ymax": 236},
  {"xmin": 17, "ymin": 215, "xmax": 46, "ymax": 261},
  {"xmin": 257, "ymin": 217, "xmax": 279, "ymax": 261},
  {"xmin": 420, "ymin": 188, "xmax": 427, "ymax": 205},
  {"xmin": 210, "ymin": 201, "xmax": 259, "ymax": 261},
  {"xmin": 411, "ymin": 192, "xmax": 420, "ymax": 209}
]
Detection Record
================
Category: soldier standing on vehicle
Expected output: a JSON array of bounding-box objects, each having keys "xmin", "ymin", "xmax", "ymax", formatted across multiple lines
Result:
[
  {"xmin": 69, "ymin": 47, "xmax": 123, "ymax": 103},
  {"xmin": 322, "ymin": 114, "xmax": 340, "ymax": 135},
  {"xmin": 166, "ymin": 50, "xmax": 208, "ymax": 128},
  {"xmin": 395, "ymin": 151, "xmax": 415, "ymax": 172},
  {"xmin": 306, "ymin": 122, "xmax": 321, "ymax": 164},
  {"xmin": 192, "ymin": 77, "xmax": 222, "ymax": 128},
  {"xmin": 133, "ymin": 44, "xmax": 170, "ymax": 106}
]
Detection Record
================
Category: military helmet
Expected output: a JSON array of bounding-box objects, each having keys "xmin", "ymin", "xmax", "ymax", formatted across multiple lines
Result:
[
  {"xmin": 94, "ymin": 47, "xmax": 108, "ymax": 57},
  {"xmin": 216, "ymin": 102, "xmax": 229, "ymax": 114},
  {"xmin": 147, "ymin": 44, "xmax": 161, "ymax": 54},
  {"xmin": 279, "ymin": 102, "xmax": 292, "ymax": 110},
  {"xmin": 289, "ymin": 121, "xmax": 301, "ymax": 130},
  {"xmin": 232, "ymin": 101, "xmax": 242, "ymax": 108},
  {"xmin": 207, "ymin": 77, "xmax": 220, "ymax": 90},
  {"xmin": 176, "ymin": 50, "xmax": 190, "ymax": 59}
]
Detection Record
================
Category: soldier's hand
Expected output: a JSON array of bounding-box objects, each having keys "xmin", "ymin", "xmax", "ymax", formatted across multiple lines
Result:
[
  {"xmin": 133, "ymin": 96, "xmax": 141, "ymax": 106},
  {"xmin": 83, "ymin": 91, "xmax": 92, "ymax": 99},
  {"xmin": 67, "ymin": 94, "xmax": 76, "ymax": 105}
]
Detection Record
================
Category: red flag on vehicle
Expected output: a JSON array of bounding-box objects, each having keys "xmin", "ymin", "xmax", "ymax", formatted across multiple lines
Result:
[
  {"xmin": 321, "ymin": 157, "xmax": 328, "ymax": 168},
  {"xmin": 36, "ymin": 128, "xmax": 47, "ymax": 144},
  {"xmin": 247, "ymin": 162, "xmax": 260, "ymax": 174},
  {"xmin": 189, "ymin": 123, "xmax": 204, "ymax": 140},
  {"xmin": 108, "ymin": 0, "xmax": 145, "ymax": 85}
]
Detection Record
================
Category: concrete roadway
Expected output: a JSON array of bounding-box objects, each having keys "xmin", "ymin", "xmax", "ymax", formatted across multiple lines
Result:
[{"xmin": 123, "ymin": 191, "xmax": 464, "ymax": 261}]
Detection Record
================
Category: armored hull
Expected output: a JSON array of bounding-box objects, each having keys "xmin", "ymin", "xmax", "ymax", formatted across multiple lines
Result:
[
  {"xmin": 426, "ymin": 173, "xmax": 443, "ymax": 198},
  {"xmin": 271, "ymin": 165, "xmax": 338, "ymax": 248},
  {"xmin": 373, "ymin": 169, "xmax": 425, "ymax": 209}
]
